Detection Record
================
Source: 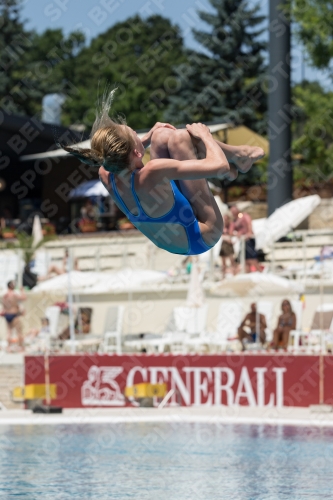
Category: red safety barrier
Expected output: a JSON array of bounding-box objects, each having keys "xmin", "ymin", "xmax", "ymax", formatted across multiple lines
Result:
[{"xmin": 24, "ymin": 354, "xmax": 333, "ymax": 408}]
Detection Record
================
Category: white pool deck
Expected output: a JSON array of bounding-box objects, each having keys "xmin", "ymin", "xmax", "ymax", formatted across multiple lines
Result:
[{"xmin": 0, "ymin": 405, "xmax": 333, "ymax": 427}]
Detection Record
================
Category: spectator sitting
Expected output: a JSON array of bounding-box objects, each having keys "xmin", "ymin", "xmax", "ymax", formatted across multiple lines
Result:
[
  {"xmin": 230, "ymin": 205, "xmax": 260, "ymax": 273},
  {"xmin": 58, "ymin": 307, "xmax": 92, "ymax": 340},
  {"xmin": 25, "ymin": 317, "xmax": 50, "ymax": 343},
  {"xmin": 272, "ymin": 299, "xmax": 296, "ymax": 350},
  {"xmin": 238, "ymin": 302, "xmax": 266, "ymax": 350}
]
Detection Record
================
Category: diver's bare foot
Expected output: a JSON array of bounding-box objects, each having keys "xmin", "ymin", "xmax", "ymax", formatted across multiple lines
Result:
[{"xmin": 231, "ymin": 146, "xmax": 265, "ymax": 173}]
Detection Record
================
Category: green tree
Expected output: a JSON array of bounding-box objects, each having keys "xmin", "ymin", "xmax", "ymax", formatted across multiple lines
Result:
[
  {"xmin": 0, "ymin": 0, "xmax": 35, "ymax": 115},
  {"xmin": 0, "ymin": 0, "xmax": 85, "ymax": 117},
  {"xmin": 61, "ymin": 15, "xmax": 187, "ymax": 129},
  {"xmin": 165, "ymin": 0, "xmax": 267, "ymax": 133},
  {"xmin": 292, "ymin": 81, "xmax": 333, "ymax": 185},
  {"xmin": 289, "ymin": 0, "xmax": 333, "ymax": 70}
]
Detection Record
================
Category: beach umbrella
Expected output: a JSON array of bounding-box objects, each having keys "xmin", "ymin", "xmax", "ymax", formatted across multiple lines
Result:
[
  {"xmin": 69, "ymin": 180, "xmax": 109, "ymax": 198},
  {"xmin": 255, "ymin": 195, "xmax": 320, "ymax": 250},
  {"xmin": 211, "ymin": 272, "xmax": 304, "ymax": 297},
  {"xmin": 32, "ymin": 269, "xmax": 166, "ymax": 294},
  {"xmin": 32, "ymin": 271, "xmax": 99, "ymax": 293},
  {"xmin": 87, "ymin": 269, "xmax": 167, "ymax": 293},
  {"xmin": 32, "ymin": 215, "xmax": 43, "ymax": 248}
]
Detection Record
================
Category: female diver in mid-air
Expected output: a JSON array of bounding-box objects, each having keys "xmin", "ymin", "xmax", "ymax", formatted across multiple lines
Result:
[{"xmin": 61, "ymin": 89, "xmax": 264, "ymax": 255}]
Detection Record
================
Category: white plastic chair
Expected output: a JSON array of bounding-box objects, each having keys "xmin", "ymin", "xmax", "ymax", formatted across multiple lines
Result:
[
  {"xmin": 147, "ymin": 305, "xmax": 208, "ymax": 353},
  {"xmin": 30, "ymin": 251, "xmax": 51, "ymax": 277},
  {"xmin": 0, "ymin": 253, "xmax": 24, "ymax": 289},
  {"xmin": 290, "ymin": 302, "xmax": 332, "ymax": 352},
  {"xmin": 45, "ymin": 306, "xmax": 61, "ymax": 339},
  {"xmin": 98, "ymin": 306, "xmax": 125, "ymax": 354},
  {"xmin": 125, "ymin": 305, "xmax": 208, "ymax": 353},
  {"xmin": 257, "ymin": 300, "xmax": 274, "ymax": 343},
  {"xmin": 307, "ymin": 304, "xmax": 333, "ymax": 352},
  {"xmin": 25, "ymin": 305, "xmax": 61, "ymax": 352},
  {"xmin": 168, "ymin": 305, "xmax": 208, "ymax": 352},
  {"xmin": 289, "ymin": 300, "xmax": 304, "ymax": 350},
  {"xmin": 186, "ymin": 300, "xmax": 244, "ymax": 353}
]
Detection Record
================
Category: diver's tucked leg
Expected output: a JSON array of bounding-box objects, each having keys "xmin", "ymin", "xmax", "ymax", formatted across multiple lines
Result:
[{"xmin": 167, "ymin": 129, "xmax": 223, "ymax": 246}]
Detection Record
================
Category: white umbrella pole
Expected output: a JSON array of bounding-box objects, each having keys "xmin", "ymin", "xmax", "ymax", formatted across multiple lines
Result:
[
  {"xmin": 302, "ymin": 235, "xmax": 307, "ymax": 281},
  {"xmin": 271, "ymin": 243, "xmax": 275, "ymax": 274},
  {"xmin": 320, "ymin": 262, "xmax": 324, "ymax": 353},
  {"xmin": 240, "ymin": 237, "xmax": 246, "ymax": 274},
  {"xmin": 209, "ymin": 249, "xmax": 214, "ymax": 283},
  {"xmin": 67, "ymin": 248, "xmax": 75, "ymax": 354},
  {"xmin": 44, "ymin": 333, "xmax": 51, "ymax": 406},
  {"xmin": 256, "ymin": 306, "xmax": 259, "ymax": 345},
  {"xmin": 318, "ymin": 261, "xmax": 325, "ymax": 405},
  {"xmin": 17, "ymin": 249, "xmax": 23, "ymax": 289}
]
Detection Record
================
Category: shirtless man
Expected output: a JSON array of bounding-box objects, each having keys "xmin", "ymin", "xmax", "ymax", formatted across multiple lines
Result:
[
  {"xmin": 1, "ymin": 281, "xmax": 26, "ymax": 350},
  {"xmin": 238, "ymin": 302, "xmax": 267, "ymax": 350}
]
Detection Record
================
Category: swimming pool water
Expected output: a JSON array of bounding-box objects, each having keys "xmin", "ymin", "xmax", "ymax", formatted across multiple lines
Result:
[{"xmin": 0, "ymin": 423, "xmax": 332, "ymax": 499}]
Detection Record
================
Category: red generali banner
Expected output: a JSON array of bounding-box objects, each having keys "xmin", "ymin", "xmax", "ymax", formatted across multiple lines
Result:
[{"xmin": 25, "ymin": 354, "xmax": 333, "ymax": 408}]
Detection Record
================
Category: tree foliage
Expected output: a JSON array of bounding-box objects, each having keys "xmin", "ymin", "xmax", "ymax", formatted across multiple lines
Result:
[
  {"xmin": 0, "ymin": 0, "xmax": 86, "ymax": 116},
  {"xmin": 61, "ymin": 15, "xmax": 186, "ymax": 129},
  {"xmin": 292, "ymin": 81, "xmax": 333, "ymax": 184},
  {"xmin": 289, "ymin": 0, "xmax": 333, "ymax": 70},
  {"xmin": 165, "ymin": 0, "xmax": 267, "ymax": 133},
  {"xmin": 0, "ymin": 2, "xmax": 187, "ymax": 129},
  {"xmin": 0, "ymin": 0, "xmax": 35, "ymax": 115}
]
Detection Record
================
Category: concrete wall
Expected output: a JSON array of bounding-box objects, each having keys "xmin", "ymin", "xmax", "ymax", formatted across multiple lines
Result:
[
  {"xmin": 0, "ymin": 362, "xmax": 23, "ymax": 409},
  {"xmin": 242, "ymin": 199, "xmax": 333, "ymax": 230},
  {"xmin": 309, "ymin": 200, "xmax": 333, "ymax": 229}
]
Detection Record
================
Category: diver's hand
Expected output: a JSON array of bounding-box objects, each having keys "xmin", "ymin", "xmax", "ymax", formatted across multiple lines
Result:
[
  {"xmin": 151, "ymin": 122, "xmax": 176, "ymax": 133},
  {"xmin": 142, "ymin": 122, "xmax": 176, "ymax": 148},
  {"xmin": 186, "ymin": 123, "xmax": 212, "ymax": 140}
]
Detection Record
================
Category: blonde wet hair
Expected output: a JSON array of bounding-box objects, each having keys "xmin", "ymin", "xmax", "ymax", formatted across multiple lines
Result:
[{"xmin": 60, "ymin": 88, "xmax": 135, "ymax": 173}]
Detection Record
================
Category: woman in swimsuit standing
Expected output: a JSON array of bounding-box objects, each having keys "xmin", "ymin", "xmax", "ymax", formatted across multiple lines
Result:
[{"xmin": 62, "ymin": 90, "xmax": 264, "ymax": 255}]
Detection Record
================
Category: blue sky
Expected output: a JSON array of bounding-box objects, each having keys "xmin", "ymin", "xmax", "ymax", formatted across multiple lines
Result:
[{"xmin": 22, "ymin": 0, "xmax": 332, "ymax": 88}]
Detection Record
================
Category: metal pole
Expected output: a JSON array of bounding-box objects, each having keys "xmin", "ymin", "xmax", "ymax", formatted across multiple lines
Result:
[
  {"xmin": 256, "ymin": 305, "xmax": 259, "ymax": 345},
  {"xmin": 123, "ymin": 244, "xmax": 128, "ymax": 268},
  {"xmin": 302, "ymin": 234, "xmax": 307, "ymax": 280},
  {"xmin": 67, "ymin": 248, "xmax": 75, "ymax": 354},
  {"xmin": 319, "ymin": 250, "xmax": 326, "ymax": 405},
  {"xmin": 95, "ymin": 247, "xmax": 101, "ymax": 272},
  {"xmin": 271, "ymin": 242, "xmax": 275, "ymax": 274},
  {"xmin": 209, "ymin": 249, "xmax": 214, "ymax": 282},
  {"xmin": 44, "ymin": 343, "xmax": 51, "ymax": 406},
  {"xmin": 268, "ymin": 0, "xmax": 292, "ymax": 215},
  {"xmin": 319, "ymin": 261, "xmax": 325, "ymax": 354}
]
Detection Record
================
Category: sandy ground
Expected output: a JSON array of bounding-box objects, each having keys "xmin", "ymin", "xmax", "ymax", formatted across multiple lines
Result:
[{"xmin": 0, "ymin": 405, "xmax": 332, "ymax": 427}]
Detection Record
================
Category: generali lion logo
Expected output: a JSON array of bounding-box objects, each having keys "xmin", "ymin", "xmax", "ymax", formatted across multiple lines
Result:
[{"xmin": 81, "ymin": 365, "xmax": 125, "ymax": 406}]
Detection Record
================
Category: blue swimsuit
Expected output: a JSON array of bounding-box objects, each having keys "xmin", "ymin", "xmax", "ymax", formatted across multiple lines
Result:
[{"xmin": 110, "ymin": 171, "xmax": 213, "ymax": 256}]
